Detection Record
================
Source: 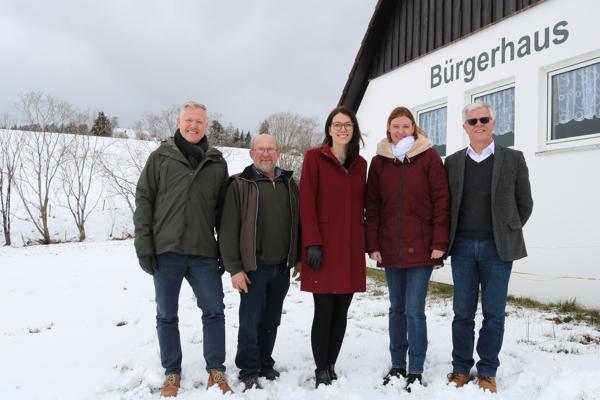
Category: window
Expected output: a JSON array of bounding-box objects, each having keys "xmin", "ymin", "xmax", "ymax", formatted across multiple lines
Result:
[
  {"xmin": 548, "ymin": 59, "xmax": 600, "ymax": 142},
  {"xmin": 418, "ymin": 105, "xmax": 447, "ymax": 156},
  {"xmin": 473, "ymin": 85, "xmax": 515, "ymax": 147}
]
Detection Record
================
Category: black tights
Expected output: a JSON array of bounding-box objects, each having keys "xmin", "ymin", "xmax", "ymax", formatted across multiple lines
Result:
[{"xmin": 311, "ymin": 293, "xmax": 354, "ymax": 370}]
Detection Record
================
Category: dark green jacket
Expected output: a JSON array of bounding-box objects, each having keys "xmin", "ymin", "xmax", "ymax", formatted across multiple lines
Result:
[
  {"xmin": 133, "ymin": 137, "xmax": 228, "ymax": 258},
  {"xmin": 219, "ymin": 165, "xmax": 300, "ymax": 275}
]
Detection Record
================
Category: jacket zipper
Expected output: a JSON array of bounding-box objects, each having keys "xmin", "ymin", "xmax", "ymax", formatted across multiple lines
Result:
[{"xmin": 398, "ymin": 162, "xmax": 404, "ymax": 266}]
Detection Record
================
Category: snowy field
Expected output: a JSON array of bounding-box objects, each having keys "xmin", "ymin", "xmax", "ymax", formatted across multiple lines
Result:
[
  {"xmin": 2, "ymin": 132, "xmax": 599, "ymax": 399},
  {"xmin": 1, "ymin": 239, "xmax": 599, "ymax": 400}
]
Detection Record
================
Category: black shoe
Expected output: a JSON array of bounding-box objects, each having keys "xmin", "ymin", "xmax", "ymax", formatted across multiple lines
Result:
[
  {"xmin": 405, "ymin": 373, "xmax": 422, "ymax": 392},
  {"xmin": 242, "ymin": 377, "xmax": 263, "ymax": 392},
  {"xmin": 383, "ymin": 368, "xmax": 407, "ymax": 385},
  {"xmin": 315, "ymin": 369, "xmax": 332, "ymax": 388},
  {"xmin": 259, "ymin": 368, "xmax": 280, "ymax": 381},
  {"xmin": 328, "ymin": 364, "xmax": 338, "ymax": 380}
]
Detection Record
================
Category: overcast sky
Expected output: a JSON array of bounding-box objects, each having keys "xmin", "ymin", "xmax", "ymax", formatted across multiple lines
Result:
[{"xmin": 1, "ymin": 0, "xmax": 377, "ymax": 132}]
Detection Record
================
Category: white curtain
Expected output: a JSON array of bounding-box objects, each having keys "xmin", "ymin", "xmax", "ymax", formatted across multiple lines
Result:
[
  {"xmin": 475, "ymin": 87, "xmax": 515, "ymax": 136},
  {"xmin": 419, "ymin": 106, "xmax": 446, "ymax": 146},
  {"xmin": 552, "ymin": 62, "xmax": 600, "ymax": 126}
]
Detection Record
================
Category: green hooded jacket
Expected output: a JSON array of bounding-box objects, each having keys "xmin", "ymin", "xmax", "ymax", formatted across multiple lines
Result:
[{"xmin": 133, "ymin": 137, "xmax": 228, "ymax": 258}]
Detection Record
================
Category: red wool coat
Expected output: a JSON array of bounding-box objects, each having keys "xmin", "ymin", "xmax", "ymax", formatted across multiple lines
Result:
[
  {"xmin": 300, "ymin": 145, "xmax": 367, "ymax": 293},
  {"xmin": 366, "ymin": 135, "xmax": 450, "ymax": 268}
]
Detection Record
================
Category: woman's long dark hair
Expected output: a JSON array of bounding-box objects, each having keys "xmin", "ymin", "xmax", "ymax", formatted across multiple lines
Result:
[{"xmin": 322, "ymin": 106, "xmax": 363, "ymax": 168}]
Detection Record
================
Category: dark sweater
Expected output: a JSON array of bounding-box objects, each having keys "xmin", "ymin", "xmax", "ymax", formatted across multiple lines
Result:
[{"xmin": 456, "ymin": 155, "xmax": 494, "ymax": 241}]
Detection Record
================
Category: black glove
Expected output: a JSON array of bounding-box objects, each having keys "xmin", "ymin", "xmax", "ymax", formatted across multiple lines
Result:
[
  {"xmin": 138, "ymin": 255, "xmax": 157, "ymax": 275},
  {"xmin": 307, "ymin": 245, "xmax": 323, "ymax": 270}
]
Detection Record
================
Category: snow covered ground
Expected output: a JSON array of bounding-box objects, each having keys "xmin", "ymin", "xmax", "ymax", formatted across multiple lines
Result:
[
  {"xmin": 1, "ymin": 239, "xmax": 599, "ymax": 400},
  {"xmin": 2, "ymin": 132, "xmax": 599, "ymax": 398}
]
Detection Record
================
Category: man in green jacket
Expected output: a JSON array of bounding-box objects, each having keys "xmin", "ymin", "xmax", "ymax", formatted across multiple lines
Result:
[
  {"xmin": 219, "ymin": 134, "xmax": 300, "ymax": 391},
  {"xmin": 133, "ymin": 101, "xmax": 232, "ymax": 396}
]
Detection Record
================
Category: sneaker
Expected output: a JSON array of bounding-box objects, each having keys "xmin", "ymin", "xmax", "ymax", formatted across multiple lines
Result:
[
  {"xmin": 383, "ymin": 368, "xmax": 407, "ymax": 385},
  {"xmin": 161, "ymin": 373, "xmax": 181, "ymax": 397},
  {"xmin": 478, "ymin": 376, "xmax": 497, "ymax": 393},
  {"xmin": 405, "ymin": 373, "xmax": 422, "ymax": 392},
  {"xmin": 447, "ymin": 372, "xmax": 471, "ymax": 388},
  {"xmin": 207, "ymin": 369, "xmax": 233, "ymax": 394},
  {"xmin": 315, "ymin": 369, "xmax": 332, "ymax": 388},
  {"xmin": 259, "ymin": 368, "xmax": 280, "ymax": 381},
  {"xmin": 242, "ymin": 377, "xmax": 263, "ymax": 392},
  {"xmin": 328, "ymin": 364, "xmax": 338, "ymax": 381}
]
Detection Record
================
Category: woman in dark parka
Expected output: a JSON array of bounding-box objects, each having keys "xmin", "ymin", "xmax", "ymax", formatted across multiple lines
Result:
[
  {"xmin": 366, "ymin": 106, "xmax": 449, "ymax": 391},
  {"xmin": 299, "ymin": 106, "xmax": 367, "ymax": 387}
]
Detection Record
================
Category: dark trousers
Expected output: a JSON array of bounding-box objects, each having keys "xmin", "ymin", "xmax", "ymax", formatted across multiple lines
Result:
[
  {"xmin": 235, "ymin": 262, "xmax": 290, "ymax": 380},
  {"xmin": 311, "ymin": 293, "xmax": 354, "ymax": 371},
  {"xmin": 154, "ymin": 252, "xmax": 226, "ymax": 374}
]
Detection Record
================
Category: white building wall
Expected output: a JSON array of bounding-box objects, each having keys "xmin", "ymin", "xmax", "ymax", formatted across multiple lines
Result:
[{"xmin": 357, "ymin": 0, "xmax": 600, "ymax": 307}]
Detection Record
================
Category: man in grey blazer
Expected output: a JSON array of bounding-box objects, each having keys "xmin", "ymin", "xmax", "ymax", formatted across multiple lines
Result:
[{"xmin": 445, "ymin": 101, "xmax": 533, "ymax": 393}]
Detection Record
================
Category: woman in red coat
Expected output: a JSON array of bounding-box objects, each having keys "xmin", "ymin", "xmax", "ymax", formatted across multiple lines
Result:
[
  {"xmin": 366, "ymin": 106, "xmax": 449, "ymax": 391},
  {"xmin": 300, "ymin": 106, "xmax": 367, "ymax": 387}
]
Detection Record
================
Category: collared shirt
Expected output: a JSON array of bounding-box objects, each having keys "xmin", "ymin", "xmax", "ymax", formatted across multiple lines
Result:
[{"xmin": 467, "ymin": 141, "xmax": 495, "ymax": 163}]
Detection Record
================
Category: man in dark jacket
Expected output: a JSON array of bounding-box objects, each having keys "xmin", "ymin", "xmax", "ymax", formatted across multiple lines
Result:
[
  {"xmin": 219, "ymin": 134, "xmax": 300, "ymax": 391},
  {"xmin": 445, "ymin": 101, "xmax": 533, "ymax": 394},
  {"xmin": 134, "ymin": 101, "xmax": 232, "ymax": 396}
]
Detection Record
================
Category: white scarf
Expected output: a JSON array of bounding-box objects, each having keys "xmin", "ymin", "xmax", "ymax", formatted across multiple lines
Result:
[{"xmin": 392, "ymin": 136, "xmax": 415, "ymax": 161}]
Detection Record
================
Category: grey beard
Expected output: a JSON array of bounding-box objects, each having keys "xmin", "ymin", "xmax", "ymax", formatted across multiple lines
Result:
[{"xmin": 253, "ymin": 163, "xmax": 275, "ymax": 176}]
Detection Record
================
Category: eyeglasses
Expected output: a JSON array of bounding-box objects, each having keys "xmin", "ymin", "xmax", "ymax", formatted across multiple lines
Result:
[
  {"xmin": 465, "ymin": 117, "xmax": 492, "ymax": 126},
  {"xmin": 252, "ymin": 147, "xmax": 278, "ymax": 154},
  {"xmin": 331, "ymin": 122, "xmax": 354, "ymax": 131}
]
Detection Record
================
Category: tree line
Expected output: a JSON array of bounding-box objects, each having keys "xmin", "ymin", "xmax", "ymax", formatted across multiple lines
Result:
[{"xmin": 1, "ymin": 91, "xmax": 254, "ymax": 148}]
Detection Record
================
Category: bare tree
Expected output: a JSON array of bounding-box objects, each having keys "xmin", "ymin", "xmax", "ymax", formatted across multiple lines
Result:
[
  {"xmin": 15, "ymin": 131, "xmax": 72, "ymax": 244},
  {"xmin": 0, "ymin": 129, "xmax": 24, "ymax": 245},
  {"xmin": 101, "ymin": 139, "xmax": 157, "ymax": 215},
  {"xmin": 14, "ymin": 92, "xmax": 78, "ymax": 244},
  {"xmin": 263, "ymin": 112, "xmax": 321, "ymax": 174},
  {"xmin": 137, "ymin": 105, "xmax": 179, "ymax": 140},
  {"xmin": 18, "ymin": 91, "xmax": 76, "ymax": 131},
  {"xmin": 1, "ymin": 113, "xmax": 14, "ymax": 129},
  {"xmin": 59, "ymin": 135, "xmax": 105, "ymax": 241}
]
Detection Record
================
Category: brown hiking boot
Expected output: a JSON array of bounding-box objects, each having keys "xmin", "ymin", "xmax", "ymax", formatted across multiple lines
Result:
[
  {"xmin": 207, "ymin": 369, "xmax": 233, "ymax": 394},
  {"xmin": 478, "ymin": 376, "xmax": 497, "ymax": 393},
  {"xmin": 161, "ymin": 373, "xmax": 181, "ymax": 397},
  {"xmin": 447, "ymin": 372, "xmax": 471, "ymax": 388}
]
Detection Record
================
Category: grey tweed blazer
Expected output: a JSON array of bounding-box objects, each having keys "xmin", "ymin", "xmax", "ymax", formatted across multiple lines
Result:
[{"xmin": 444, "ymin": 144, "xmax": 533, "ymax": 262}]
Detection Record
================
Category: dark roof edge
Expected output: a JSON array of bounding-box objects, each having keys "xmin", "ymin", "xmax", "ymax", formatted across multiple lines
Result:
[
  {"xmin": 337, "ymin": 0, "xmax": 390, "ymax": 112},
  {"xmin": 339, "ymin": 0, "xmax": 545, "ymax": 113}
]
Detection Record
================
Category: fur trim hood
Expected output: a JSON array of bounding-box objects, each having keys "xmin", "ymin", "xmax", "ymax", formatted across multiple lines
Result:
[{"xmin": 376, "ymin": 134, "xmax": 432, "ymax": 162}]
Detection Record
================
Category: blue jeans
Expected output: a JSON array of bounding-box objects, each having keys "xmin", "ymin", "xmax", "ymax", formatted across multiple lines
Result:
[
  {"xmin": 385, "ymin": 266, "xmax": 433, "ymax": 374},
  {"xmin": 154, "ymin": 252, "xmax": 226, "ymax": 374},
  {"xmin": 235, "ymin": 262, "xmax": 290, "ymax": 380},
  {"xmin": 450, "ymin": 239, "xmax": 512, "ymax": 377}
]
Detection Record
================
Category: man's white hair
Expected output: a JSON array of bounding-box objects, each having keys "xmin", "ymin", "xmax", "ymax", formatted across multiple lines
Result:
[
  {"xmin": 179, "ymin": 101, "xmax": 207, "ymax": 117},
  {"xmin": 462, "ymin": 101, "xmax": 495, "ymax": 122}
]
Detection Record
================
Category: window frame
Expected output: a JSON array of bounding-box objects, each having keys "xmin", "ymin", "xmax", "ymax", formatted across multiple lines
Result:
[{"xmin": 545, "ymin": 56, "xmax": 600, "ymax": 146}]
